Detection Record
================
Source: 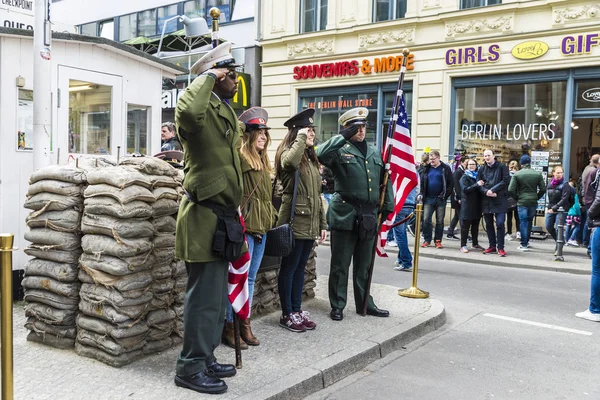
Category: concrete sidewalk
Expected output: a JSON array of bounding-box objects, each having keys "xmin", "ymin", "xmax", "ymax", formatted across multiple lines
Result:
[
  {"xmin": 387, "ymin": 231, "xmax": 592, "ymax": 275},
  {"xmin": 12, "ymin": 276, "xmax": 445, "ymax": 400}
]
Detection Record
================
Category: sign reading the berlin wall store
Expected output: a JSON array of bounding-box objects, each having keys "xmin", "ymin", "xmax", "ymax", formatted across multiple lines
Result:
[
  {"xmin": 1, "ymin": 0, "xmax": 34, "ymax": 30},
  {"xmin": 292, "ymin": 54, "xmax": 414, "ymax": 80},
  {"xmin": 511, "ymin": 41, "xmax": 549, "ymax": 60},
  {"xmin": 460, "ymin": 123, "xmax": 557, "ymax": 141}
]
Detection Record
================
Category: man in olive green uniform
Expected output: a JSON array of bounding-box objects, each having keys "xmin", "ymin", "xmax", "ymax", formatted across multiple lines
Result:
[
  {"xmin": 316, "ymin": 107, "xmax": 394, "ymax": 321},
  {"xmin": 174, "ymin": 42, "xmax": 243, "ymax": 395}
]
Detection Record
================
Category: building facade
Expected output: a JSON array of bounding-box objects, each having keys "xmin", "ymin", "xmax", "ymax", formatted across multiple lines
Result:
[{"xmin": 259, "ymin": 0, "xmax": 600, "ymax": 182}]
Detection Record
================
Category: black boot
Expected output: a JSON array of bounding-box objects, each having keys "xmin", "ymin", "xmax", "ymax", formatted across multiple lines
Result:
[
  {"xmin": 206, "ymin": 360, "xmax": 237, "ymax": 378},
  {"xmin": 174, "ymin": 371, "xmax": 227, "ymax": 394}
]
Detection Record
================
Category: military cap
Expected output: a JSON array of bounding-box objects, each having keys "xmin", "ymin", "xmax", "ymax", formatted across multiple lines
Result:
[
  {"xmin": 239, "ymin": 107, "xmax": 270, "ymax": 130},
  {"xmin": 191, "ymin": 42, "xmax": 240, "ymax": 75},
  {"xmin": 284, "ymin": 108, "xmax": 315, "ymax": 129},
  {"xmin": 338, "ymin": 107, "xmax": 369, "ymax": 126}
]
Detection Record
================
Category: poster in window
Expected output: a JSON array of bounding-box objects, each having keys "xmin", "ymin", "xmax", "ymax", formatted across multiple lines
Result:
[{"xmin": 17, "ymin": 89, "xmax": 34, "ymax": 151}]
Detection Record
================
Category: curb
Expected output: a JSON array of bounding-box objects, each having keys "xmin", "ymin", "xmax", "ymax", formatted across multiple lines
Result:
[
  {"xmin": 319, "ymin": 242, "xmax": 591, "ymax": 275},
  {"xmin": 237, "ymin": 299, "xmax": 446, "ymax": 400}
]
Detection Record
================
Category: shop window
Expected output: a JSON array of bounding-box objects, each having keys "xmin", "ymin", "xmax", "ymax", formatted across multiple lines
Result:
[
  {"xmin": 127, "ymin": 105, "xmax": 150, "ymax": 155},
  {"xmin": 374, "ymin": 0, "xmax": 407, "ymax": 22},
  {"xmin": 383, "ymin": 90, "xmax": 413, "ymax": 135},
  {"xmin": 119, "ymin": 13, "xmax": 137, "ymax": 41},
  {"xmin": 460, "ymin": 0, "xmax": 501, "ymax": 9},
  {"xmin": 576, "ymin": 80, "xmax": 600, "ymax": 110},
  {"xmin": 138, "ymin": 9, "xmax": 157, "ymax": 37},
  {"xmin": 80, "ymin": 22, "xmax": 97, "ymax": 36},
  {"xmin": 17, "ymin": 89, "xmax": 33, "ymax": 151},
  {"xmin": 184, "ymin": 0, "xmax": 206, "ymax": 19},
  {"xmin": 98, "ymin": 19, "xmax": 114, "ymax": 40},
  {"xmin": 158, "ymin": 5, "xmax": 179, "ymax": 34},
  {"xmin": 68, "ymin": 80, "xmax": 112, "ymax": 155},
  {"xmin": 454, "ymin": 81, "xmax": 566, "ymax": 169},
  {"xmin": 300, "ymin": 0, "xmax": 328, "ymax": 33},
  {"xmin": 208, "ymin": 0, "xmax": 231, "ymax": 22}
]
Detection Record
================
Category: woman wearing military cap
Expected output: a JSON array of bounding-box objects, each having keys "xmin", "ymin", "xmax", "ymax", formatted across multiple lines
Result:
[
  {"xmin": 222, "ymin": 107, "xmax": 277, "ymax": 349},
  {"xmin": 274, "ymin": 108, "xmax": 327, "ymax": 332}
]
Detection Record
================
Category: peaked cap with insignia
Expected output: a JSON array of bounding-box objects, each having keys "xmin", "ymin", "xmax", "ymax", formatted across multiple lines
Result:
[
  {"xmin": 338, "ymin": 107, "xmax": 369, "ymax": 126},
  {"xmin": 239, "ymin": 107, "xmax": 270, "ymax": 130},
  {"xmin": 284, "ymin": 108, "xmax": 316, "ymax": 129}
]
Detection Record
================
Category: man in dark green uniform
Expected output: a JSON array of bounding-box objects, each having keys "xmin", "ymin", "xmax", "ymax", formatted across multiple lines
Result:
[
  {"xmin": 174, "ymin": 42, "xmax": 243, "ymax": 395},
  {"xmin": 316, "ymin": 107, "xmax": 394, "ymax": 321}
]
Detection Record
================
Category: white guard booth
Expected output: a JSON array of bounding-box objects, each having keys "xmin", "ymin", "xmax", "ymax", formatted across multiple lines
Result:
[{"xmin": 0, "ymin": 27, "xmax": 187, "ymax": 270}]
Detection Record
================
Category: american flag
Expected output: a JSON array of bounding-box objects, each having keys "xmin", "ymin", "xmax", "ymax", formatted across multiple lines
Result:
[
  {"xmin": 228, "ymin": 209, "xmax": 250, "ymax": 319},
  {"xmin": 376, "ymin": 90, "xmax": 418, "ymax": 256}
]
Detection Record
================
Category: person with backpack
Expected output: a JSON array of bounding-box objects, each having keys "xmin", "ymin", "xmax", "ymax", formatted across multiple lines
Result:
[
  {"xmin": 565, "ymin": 182, "xmax": 582, "ymax": 247},
  {"xmin": 545, "ymin": 165, "xmax": 574, "ymax": 243}
]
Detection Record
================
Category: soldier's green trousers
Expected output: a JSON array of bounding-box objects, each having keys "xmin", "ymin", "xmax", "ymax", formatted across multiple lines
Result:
[
  {"xmin": 176, "ymin": 260, "xmax": 229, "ymax": 377},
  {"xmin": 328, "ymin": 229, "xmax": 376, "ymax": 311}
]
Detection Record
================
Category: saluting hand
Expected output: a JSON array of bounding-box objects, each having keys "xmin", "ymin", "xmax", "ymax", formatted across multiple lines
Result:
[
  {"xmin": 340, "ymin": 124, "xmax": 359, "ymax": 140},
  {"xmin": 318, "ymin": 229, "xmax": 327, "ymax": 244}
]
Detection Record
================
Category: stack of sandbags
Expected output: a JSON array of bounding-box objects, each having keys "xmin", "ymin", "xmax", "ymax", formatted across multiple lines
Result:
[
  {"xmin": 22, "ymin": 165, "xmax": 87, "ymax": 349},
  {"xmin": 303, "ymin": 245, "xmax": 318, "ymax": 300},
  {"xmin": 252, "ymin": 269, "xmax": 280, "ymax": 315},
  {"xmin": 75, "ymin": 165, "xmax": 157, "ymax": 367}
]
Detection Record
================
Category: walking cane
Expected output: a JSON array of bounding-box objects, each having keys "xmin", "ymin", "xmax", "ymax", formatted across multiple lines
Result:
[
  {"xmin": 209, "ymin": 5, "xmax": 243, "ymax": 367},
  {"xmin": 361, "ymin": 49, "xmax": 411, "ymax": 316}
]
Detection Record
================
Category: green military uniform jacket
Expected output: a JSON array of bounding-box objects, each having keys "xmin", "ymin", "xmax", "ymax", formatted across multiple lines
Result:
[
  {"xmin": 316, "ymin": 135, "xmax": 394, "ymax": 230},
  {"xmin": 175, "ymin": 74, "xmax": 244, "ymax": 262},
  {"xmin": 240, "ymin": 157, "xmax": 277, "ymax": 235},
  {"xmin": 277, "ymin": 132, "xmax": 327, "ymax": 240}
]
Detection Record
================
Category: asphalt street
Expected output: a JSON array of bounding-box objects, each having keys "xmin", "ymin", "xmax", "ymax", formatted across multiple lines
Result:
[{"xmin": 309, "ymin": 245, "xmax": 599, "ymax": 400}]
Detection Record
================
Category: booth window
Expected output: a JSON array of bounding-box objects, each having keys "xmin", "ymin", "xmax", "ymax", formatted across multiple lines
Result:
[
  {"xmin": 454, "ymin": 81, "xmax": 566, "ymax": 167},
  {"xmin": 68, "ymin": 80, "xmax": 112, "ymax": 155},
  {"xmin": 98, "ymin": 19, "xmax": 114, "ymax": 40},
  {"xmin": 300, "ymin": 0, "xmax": 328, "ymax": 33},
  {"xmin": 138, "ymin": 9, "xmax": 157, "ymax": 37},
  {"xmin": 17, "ymin": 89, "xmax": 34, "ymax": 151},
  {"xmin": 119, "ymin": 13, "xmax": 137, "ymax": 41},
  {"xmin": 80, "ymin": 22, "xmax": 97, "ymax": 36},
  {"xmin": 207, "ymin": 0, "xmax": 232, "ymax": 22},
  {"xmin": 374, "ymin": 0, "xmax": 407, "ymax": 22},
  {"xmin": 158, "ymin": 5, "xmax": 179, "ymax": 34},
  {"xmin": 127, "ymin": 105, "xmax": 150, "ymax": 155},
  {"xmin": 460, "ymin": 0, "xmax": 501, "ymax": 9},
  {"xmin": 184, "ymin": 0, "xmax": 206, "ymax": 19}
]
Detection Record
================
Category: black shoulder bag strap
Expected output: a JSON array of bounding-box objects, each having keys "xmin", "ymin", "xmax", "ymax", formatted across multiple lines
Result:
[{"xmin": 289, "ymin": 170, "xmax": 300, "ymax": 226}]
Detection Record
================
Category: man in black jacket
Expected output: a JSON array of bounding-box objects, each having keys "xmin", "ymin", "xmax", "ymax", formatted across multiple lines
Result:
[
  {"xmin": 418, "ymin": 150, "xmax": 453, "ymax": 248},
  {"xmin": 161, "ymin": 122, "xmax": 183, "ymax": 151},
  {"xmin": 477, "ymin": 149, "xmax": 511, "ymax": 257},
  {"xmin": 447, "ymin": 156, "xmax": 467, "ymax": 240}
]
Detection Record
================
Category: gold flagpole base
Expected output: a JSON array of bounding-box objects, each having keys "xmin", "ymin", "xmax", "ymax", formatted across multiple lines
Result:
[{"xmin": 398, "ymin": 286, "xmax": 429, "ymax": 299}]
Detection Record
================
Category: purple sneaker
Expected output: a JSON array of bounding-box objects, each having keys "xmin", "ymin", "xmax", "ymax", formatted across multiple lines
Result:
[
  {"xmin": 279, "ymin": 313, "xmax": 306, "ymax": 332},
  {"xmin": 297, "ymin": 310, "xmax": 316, "ymax": 330}
]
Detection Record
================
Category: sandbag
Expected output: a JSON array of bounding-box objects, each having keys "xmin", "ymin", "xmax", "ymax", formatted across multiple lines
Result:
[
  {"xmin": 30, "ymin": 164, "xmax": 86, "ymax": 185},
  {"xmin": 24, "ymin": 259, "xmax": 78, "ymax": 282},
  {"xmin": 79, "ymin": 299, "xmax": 149, "ymax": 323},
  {"xmin": 79, "ymin": 252, "xmax": 154, "ymax": 276},
  {"xmin": 82, "ymin": 214, "xmax": 154, "ymax": 239},
  {"xmin": 146, "ymin": 309, "xmax": 176, "ymax": 326},
  {"xmin": 174, "ymin": 274, "xmax": 187, "ymax": 289},
  {"xmin": 79, "ymin": 265, "xmax": 153, "ymax": 292},
  {"xmin": 22, "ymin": 276, "xmax": 80, "ymax": 298},
  {"xmin": 24, "ymin": 289, "xmax": 79, "ymax": 309},
  {"xmin": 75, "ymin": 342, "xmax": 143, "ymax": 368},
  {"xmin": 152, "ymin": 216, "xmax": 176, "ymax": 233},
  {"xmin": 173, "ymin": 290, "xmax": 185, "ymax": 304},
  {"xmin": 82, "ymin": 234, "xmax": 153, "ymax": 258},
  {"xmin": 84, "ymin": 184, "xmax": 155, "ymax": 204},
  {"xmin": 27, "ymin": 180, "xmax": 83, "ymax": 197},
  {"xmin": 152, "ymin": 187, "xmax": 179, "ymax": 201},
  {"xmin": 150, "ymin": 292, "xmax": 173, "ymax": 310},
  {"xmin": 147, "ymin": 324, "xmax": 174, "ymax": 341},
  {"xmin": 26, "ymin": 209, "xmax": 81, "ymax": 232},
  {"xmin": 27, "ymin": 330, "xmax": 75, "ymax": 349},
  {"xmin": 119, "ymin": 156, "xmax": 179, "ymax": 177},
  {"xmin": 153, "ymin": 248, "xmax": 175, "ymax": 265},
  {"xmin": 86, "ymin": 166, "xmax": 152, "ymax": 189},
  {"xmin": 24, "ymin": 192, "xmax": 82, "ymax": 212},
  {"xmin": 152, "ymin": 264, "xmax": 172, "ymax": 280},
  {"xmin": 151, "ymin": 278, "xmax": 174, "ymax": 294},
  {"xmin": 77, "ymin": 328, "xmax": 147, "ymax": 356},
  {"xmin": 153, "ymin": 233, "xmax": 175, "ymax": 249},
  {"xmin": 24, "ymin": 229, "xmax": 81, "ymax": 251},
  {"xmin": 24, "ymin": 302, "xmax": 76, "ymax": 325},
  {"xmin": 25, "ymin": 317, "xmax": 77, "ymax": 339},
  {"xmin": 171, "ymin": 260, "xmax": 186, "ymax": 277},
  {"xmin": 76, "ymin": 314, "xmax": 149, "ymax": 339},
  {"xmin": 152, "ymin": 199, "xmax": 179, "ymax": 217},
  {"xmin": 142, "ymin": 337, "xmax": 173, "ymax": 354},
  {"xmin": 148, "ymin": 175, "xmax": 180, "ymax": 188},
  {"xmin": 79, "ymin": 283, "xmax": 153, "ymax": 306},
  {"xmin": 83, "ymin": 197, "xmax": 153, "ymax": 219}
]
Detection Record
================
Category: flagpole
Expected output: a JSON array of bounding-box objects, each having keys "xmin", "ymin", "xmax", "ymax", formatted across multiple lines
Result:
[{"xmin": 361, "ymin": 48, "xmax": 411, "ymax": 316}]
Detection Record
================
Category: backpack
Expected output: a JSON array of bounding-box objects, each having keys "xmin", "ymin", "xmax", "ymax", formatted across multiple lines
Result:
[{"xmin": 558, "ymin": 182, "xmax": 576, "ymax": 209}]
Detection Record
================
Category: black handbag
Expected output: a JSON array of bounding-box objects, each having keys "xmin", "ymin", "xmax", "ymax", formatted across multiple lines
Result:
[{"xmin": 264, "ymin": 170, "xmax": 299, "ymax": 257}]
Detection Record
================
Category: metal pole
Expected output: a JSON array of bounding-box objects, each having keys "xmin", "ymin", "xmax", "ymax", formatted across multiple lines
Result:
[
  {"xmin": 399, "ymin": 204, "xmax": 429, "ymax": 298},
  {"xmin": 554, "ymin": 207, "xmax": 566, "ymax": 262},
  {"xmin": 209, "ymin": 8, "xmax": 221, "ymax": 48},
  {"xmin": 33, "ymin": 0, "xmax": 53, "ymax": 169},
  {"xmin": 1, "ymin": 234, "xmax": 16, "ymax": 400},
  {"xmin": 233, "ymin": 314, "xmax": 242, "ymax": 369}
]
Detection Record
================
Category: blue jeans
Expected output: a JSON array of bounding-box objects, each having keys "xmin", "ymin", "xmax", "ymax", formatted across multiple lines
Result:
[
  {"xmin": 423, "ymin": 196, "xmax": 446, "ymax": 243},
  {"xmin": 589, "ymin": 228, "xmax": 599, "ymax": 313},
  {"xmin": 483, "ymin": 212, "xmax": 506, "ymax": 250},
  {"xmin": 226, "ymin": 233, "xmax": 266, "ymax": 322},
  {"xmin": 393, "ymin": 206, "xmax": 414, "ymax": 268},
  {"xmin": 517, "ymin": 205, "xmax": 537, "ymax": 247},
  {"xmin": 278, "ymin": 239, "xmax": 313, "ymax": 315},
  {"xmin": 566, "ymin": 223, "xmax": 580, "ymax": 242},
  {"xmin": 583, "ymin": 213, "xmax": 591, "ymax": 247},
  {"xmin": 323, "ymin": 193, "xmax": 332, "ymax": 204}
]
